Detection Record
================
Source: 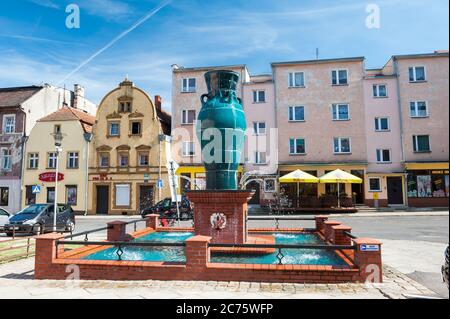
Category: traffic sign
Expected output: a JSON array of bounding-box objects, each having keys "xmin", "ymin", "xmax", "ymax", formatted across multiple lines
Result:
[
  {"xmin": 361, "ymin": 244, "xmax": 379, "ymax": 252},
  {"xmin": 32, "ymin": 185, "xmax": 41, "ymax": 194},
  {"xmin": 157, "ymin": 179, "xmax": 163, "ymax": 189}
]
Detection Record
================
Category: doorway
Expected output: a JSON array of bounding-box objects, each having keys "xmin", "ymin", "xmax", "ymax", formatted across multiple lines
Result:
[
  {"xmin": 139, "ymin": 185, "xmax": 154, "ymax": 213},
  {"xmin": 96, "ymin": 185, "xmax": 109, "ymax": 215},
  {"xmin": 387, "ymin": 177, "xmax": 404, "ymax": 205},
  {"xmin": 46, "ymin": 187, "xmax": 55, "ymax": 203},
  {"xmin": 246, "ymin": 181, "xmax": 261, "ymax": 205},
  {"xmin": 351, "ymin": 170, "xmax": 365, "ymax": 204}
]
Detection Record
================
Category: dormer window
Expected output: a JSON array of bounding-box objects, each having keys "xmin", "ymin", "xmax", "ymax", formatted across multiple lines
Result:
[{"xmin": 118, "ymin": 97, "xmax": 133, "ymax": 113}]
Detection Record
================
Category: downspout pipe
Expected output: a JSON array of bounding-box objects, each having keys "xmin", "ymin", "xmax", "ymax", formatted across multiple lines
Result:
[{"xmin": 83, "ymin": 132, "xmax": 93, "ymax": 215}]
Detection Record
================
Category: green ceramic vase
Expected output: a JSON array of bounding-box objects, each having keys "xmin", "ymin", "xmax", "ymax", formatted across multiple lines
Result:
[{"xmin": 196, "ymin": 70, "xmax": 246, "ymax": 190}]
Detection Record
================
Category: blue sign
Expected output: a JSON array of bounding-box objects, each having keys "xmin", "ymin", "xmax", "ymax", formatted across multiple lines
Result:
[
  {"xmin": 361, "ymin": 244, "xmax": 379, "ymax": 252},
  {"xmin": 157, "ymin": 179, "xmax": 163, "ymax": 189},
  {"xmin": 32, "ymin": 185, "xmax": 41, "ymax": 194}
]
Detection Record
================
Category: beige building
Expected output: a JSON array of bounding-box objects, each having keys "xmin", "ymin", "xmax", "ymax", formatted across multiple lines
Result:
[
  {"xmin": 88, "ymin": 79, "xmax": 171, "ymax": 215},
  {"xmin": 21, "ymin": 107, "xmax": 95, "ymax": 213}
]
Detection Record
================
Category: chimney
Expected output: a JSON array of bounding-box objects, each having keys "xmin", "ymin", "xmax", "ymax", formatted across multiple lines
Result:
[
  {"xmin": 154, "ymin": 95, "xmax": 162, "ymax": 112},
  {"xmin": 73, "ymin": 84, "xmax": 85, "ymax": 109}
]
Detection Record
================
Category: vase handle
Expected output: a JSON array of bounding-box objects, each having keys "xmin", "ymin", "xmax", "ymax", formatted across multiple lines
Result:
[{"xmin": 200, "ymin": 94, "xmax": 209, "ymax": 105}]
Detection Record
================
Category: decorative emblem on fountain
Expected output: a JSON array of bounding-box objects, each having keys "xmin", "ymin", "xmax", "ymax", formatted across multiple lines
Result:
[{"xmin": 210, "ymin": 213, "xmax": 227, "ymax": 230}]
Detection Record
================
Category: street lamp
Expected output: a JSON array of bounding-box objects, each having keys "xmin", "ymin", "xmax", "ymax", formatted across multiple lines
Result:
[{"xmin": 51, "ymin": 131, "xmax": 64, "ymax": 233}]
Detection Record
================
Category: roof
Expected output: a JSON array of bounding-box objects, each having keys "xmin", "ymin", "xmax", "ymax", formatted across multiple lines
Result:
[
  {"xmin": 37, "ymin": 106, "xmax": 96, "ymax": 133},
  {"xmin": 0, "ymin": 86, "xmax": 43, "ymax": 108},
  {"xmin": 271, "ymin": 56, "xmax": 365, "ymax": 67},
  {"xmin": 156, "ymin": 107, "xmax": 171, "ymax": 136},
  {"xmin": 392, "ymin": 51, "xmax": 449, "ymax": 60},
  {"xmin": 173, "ymin": 64, "xmax": 247, "ymax": 73}
]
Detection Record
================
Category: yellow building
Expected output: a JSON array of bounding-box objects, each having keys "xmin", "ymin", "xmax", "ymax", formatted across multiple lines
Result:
[
  {"xmin": 21, "ymin": 107, "xmax": 95, "ymax": 213},
  {"xmin": 88, "ymin": 79, "xmax": 171, "ymax": 215}
]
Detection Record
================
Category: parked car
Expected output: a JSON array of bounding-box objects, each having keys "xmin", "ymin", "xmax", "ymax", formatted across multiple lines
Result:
[
  {"xmin": 442, "ymin": 246, "xmax": 449, "ymax": 289},
  {"xmin": 4, "ymin": 203, "xmax": 75, "ymax": 236},
  {"xmin": 140, "ymin": 196, "xmax": 193, "ymax": 220},
  {"xmin": 0, "ymin": 208, "xmax": 11, "ymax": 232}
]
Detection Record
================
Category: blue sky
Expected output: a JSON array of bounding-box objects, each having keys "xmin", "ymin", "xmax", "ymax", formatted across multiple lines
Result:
[{"xmin": 0, "ymin": 0, "xmax": 448, "ymax": 111}]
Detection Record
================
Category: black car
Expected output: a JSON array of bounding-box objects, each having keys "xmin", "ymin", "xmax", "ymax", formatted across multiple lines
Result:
[
  {"xmin": 442, "ymin": 246, "xmax": 449, "ymax": 289},
  {"xmin": 4, "ymin": 203, "xmax": 75, "ymax": 236},
  {"xmin": 140, "ymin": 196, "xmax": 193, "ymax": 220}
]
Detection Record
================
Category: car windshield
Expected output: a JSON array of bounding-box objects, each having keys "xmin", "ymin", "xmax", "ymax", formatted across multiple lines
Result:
[{"xmin": 17, "ymin": 204, "xmax": 48, "ymax": 217}]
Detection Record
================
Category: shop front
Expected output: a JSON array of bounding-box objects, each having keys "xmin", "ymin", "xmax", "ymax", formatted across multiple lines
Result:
[{"xmin": 405, "ymin": 162, "xmax": 449, "ymax": 207}]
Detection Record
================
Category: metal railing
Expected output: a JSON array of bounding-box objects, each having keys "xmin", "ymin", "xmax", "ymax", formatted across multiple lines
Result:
[{"xmin": 247, "ymin": 216, "xmax": 315, "ymax": 230}]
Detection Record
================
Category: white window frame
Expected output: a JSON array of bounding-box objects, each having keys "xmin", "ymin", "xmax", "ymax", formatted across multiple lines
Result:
[
  {"xmin": 99, "ymin": 153, "xmax": 110, "ymax": 167},
  {"xmin": 288, "ymin": 72, "xmax": 305, "ymax": 88},
  {"xmin": 115, "ymin": 184, "xmax": 130, "ymax": 207},
  {"xmin": 333, "ymin": 137, "xmax": 351, "ymax": 154},
  {"xmin": 332, "ymin": 104, "xmax": 350, "ymax": 121},
  {"xmin": 253, "ymin": 90, "xmax": 266, "ymax": 103},
  {"xmin": 182, "ymin": 141, "xmax": 195, "ymax": 157},
  {"xmin": 2, "ymin": 114, "xmax": 15, "ymax": 134},
  {"xmin": 0, "ymin": 148, "xmax": 12, "ymax": 171},
  {"xmin": 409, "ymin": 66, "xmax": 426, "ymax": 82},
  {"xmin": 288, "ymin": 106, "xmax": 305, "ymax": 122},
  {"xmin": 47, "ymin": 152, "xmax": 57, "ymax": 169},
  {"xmin": 409, "ymin": 101, "xmax": 428, "ymax": 118},
  {"xmin": 28, "ymin": 153, "xmax": 39, "ymax": 169},
  {"xmin": 264, "ymin": 178, "xmax": 276, "ymax": 193},
  {"xmin": 67, "ymin": 152, "xmax": 79, "ymax": 168},
  {"xmin": 289, "ymin": 138, "xmax": 306, "ymax": 155},
  {"xmin": 181, "ymin": 109, "xmax": 196, "ymax": 125},
  {"xmin": 182, "ymin": 78, "xmax": 196, "ymax": 93},
  {"xmin": 376, "ymin": 149, "xmax": 391, "ymax": 163},
  {"xmin": 373, "ymin": 84, "xmax": 388, "ymax": 98},
  {"xmin": 413, "ymin": 135, "xmax": 431, "ymax": 152},
  {"xmin": 331, "ymin": 69, "xmax": 348, "ymax": 85},
  {"xmin": 254, "ymin": 151, "xmax": 267, "ymax": 164},
  {"xmin": 375, "ymin": 117, "xmax": 390, "ymax": 131},
  {"xmin": 368, "ymin": 177, "xmax": 382, "ymax": 192},
  {"xmin": 108, "ymin": 122, "xmax": 120, "ymax": 136},
  {"xmin": 253, "ymin": 122, "xmax": 266, "ymax": 135}
]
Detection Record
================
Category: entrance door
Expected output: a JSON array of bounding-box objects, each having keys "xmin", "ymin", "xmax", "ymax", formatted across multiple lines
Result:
[
  {"xmin": 387, "ymin": 177, "xmax": 404, "ymax": 205},
  {"xmin": 351, "ymin": 170, "xmax": 365, "ymax": 204},
  {"xmin": 46, "ymin": 187, "xmax": 55, "ymax": 203},
  {"xmin": 25, "ymin": 186, "xmax": 36, "ymax": 205},
  {"xmin": 139, "ymin": 185, "xmax": 154, "ymax": 213},
  {"xmin": 96, "ymin": 185, "xmax": 109, "ymax": 215},
  {"xmin": 246, "ymin": 181, "xmax": 261, "ymax": 205}
]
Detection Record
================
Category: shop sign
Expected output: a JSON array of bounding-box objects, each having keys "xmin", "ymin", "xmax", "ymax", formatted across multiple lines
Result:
[{"xmin": 39, "ymin": 172, "xmax": 64, "ymax": 182}]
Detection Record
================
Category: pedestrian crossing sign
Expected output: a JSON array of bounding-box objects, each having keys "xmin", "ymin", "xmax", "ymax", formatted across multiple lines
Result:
[{"xmin": 32, "ymin": 185, "xmax": 41, "ymax": 194}]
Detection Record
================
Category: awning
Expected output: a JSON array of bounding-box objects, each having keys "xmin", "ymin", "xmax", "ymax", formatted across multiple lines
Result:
[
  {"xmin": 405, "ymin": 162, "xmax": 449, "ymax": 170},
  {"xmin": 279, "ymin": 170, "xmax": 319, "ymax": 183},
  {"xmin": 318, "ymin": 169, "xmax": 363, "ymax": 184}
]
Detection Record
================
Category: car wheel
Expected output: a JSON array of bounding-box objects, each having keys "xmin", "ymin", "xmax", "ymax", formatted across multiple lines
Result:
[
  {"xmin": 32, "ymin": 224, "xmax": 43, "ymax": 236},
  {"xmin": 66, "ymin": 221, "xmax": 75, "ymax": 233}
]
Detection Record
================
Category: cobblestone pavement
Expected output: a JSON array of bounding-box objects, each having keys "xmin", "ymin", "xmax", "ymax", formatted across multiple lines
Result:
[{"xmin": 0, "ymin": 258, "xmax": 439, "ymax": 299}]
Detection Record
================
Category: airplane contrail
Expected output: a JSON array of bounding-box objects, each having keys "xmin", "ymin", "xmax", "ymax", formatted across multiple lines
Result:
[{"xmin": 58, "ymin": 0, "xmax": 172, "ymax": 85}]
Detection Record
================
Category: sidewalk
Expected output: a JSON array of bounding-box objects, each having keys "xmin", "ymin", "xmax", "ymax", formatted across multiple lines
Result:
[{"xmin": 0, "ymin": 258, "xmax": 439, "ymax": 299}]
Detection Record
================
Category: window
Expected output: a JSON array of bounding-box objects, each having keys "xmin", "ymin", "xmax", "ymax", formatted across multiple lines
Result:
[
  {"xmin": 253, "ymin": 122, "xmax": 266, "ymax": 135},
  {"xmin": 183, "ymin": 142, "xmax": 195, "ymax": 156},
  {"xmin": 406, "ymin": 170, "xmax": 449, "ymax": 198},
  {"xmin": 264, "ymin": 179, "xmax": 276, "ymax": 192},
  {"xmin": 333, "ymin": 137, "xmax": 351, "ymax": 153},
  {"xmin": 25, "ymin": 186, "xmax": 36, "ymax": 205},
  {"xmin": 376, "ymin": 149, "xmax": 391, "ymax": 163},
  {"xmin": 115, "ymin": 184, "xmax": 130, "ymax": 207},
  {"xmin": 288, "ymin": 106, "xmax": 305, "ymax": 121},
  {"xmin": 253, "ymin": 90, "xmax": 266, "ymax": 103},
  {"xmin": 254, "ymin": 151, "xmax": 266, "ymax": 164},
  {"xmin": 130, "ymin": 121, "xmax": 141, "ymax": 135},
  {"xmin": 288, "ymin": 72, "xmax": 305, "ymax": 87},
  {"xmin": 119, "ymin": 101, "xmax": 132, "ymax": 113},
  {"xmin": 409, "ymin": 66, "xmax": 426, "ymax": 82},
  {"xmin": 99, "ymin": 153, "xmax": 110, "ymax": 167},
  {"xmin": 369, "ymin": 178, "xmax": 381, "ymax": 192},
  {"xmin": 375, "ymin": 118, "xmax": 389, "ymax": 131},
  {"xmin": 138, "ymin": 152, "xmax": 149, "ymax": 166},
  {"xmin": 332, "ymin": 69, "xmax": 348, "ymax": 85},
  {"xmin": 182, "ymin": 78, "xmax": 196, "ymax": 93},
  {"xmin": 410, "ymin": 101, "xmax": 428, "ymax": 117},
  {"xmin": 289, "ymin": 138, "xmax": 306, "ymax": 155},
  {"xmin": 181, "ymin": 110, "xmax": 196, "ymax": 124},
  {"xmin": 332, "ymin": 104, "xmax": 349, "ymax": 120},
  {"xmin": 373, "ymin": 84, "xmax": 387, "ymax": 97},
  {"xmin": 119, "ymin": 153, "xmax": 129, "ymax": 167},
  {"xmin": 2, "ymin": 115, "xmax": 15, "ymax": 134},
  {"xmin": 108, "ymin": 122, "xmax": 120, "ymax": 136},
  {"xmin": 66, "ymin": 186, "xmax": 77, "ymax": 206},
  {"xmin": 67, "ymin": 152, "xmax": 79, "ymax": 168},
  {"xmin": 54, "ymin": 124, "xmax": 61, "ymax": 134},
  {"xmin": 28, "ymin": 153, "xmax": 39, "ymax": 169},
  {"xmin": 0, "ymin": 187, "xmax": 9, "ymax": 206},
  {"xmin": 47, "ymin": 187, "xmax": 55, "ymax": 203},
  {"xmin": 47, "ymin": 152, "xmax": 57, "ymax": 169},
  {"xmin": 413, "ymin": 135, "xmax": 430, "ymax": 152}
]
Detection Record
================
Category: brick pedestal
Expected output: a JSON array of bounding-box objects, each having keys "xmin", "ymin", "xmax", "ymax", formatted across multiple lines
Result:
[
  {"xmin": 34, "ymin": 233, "xmax": 64, "ymax": 279},
  {"xmin": 185, "ymin": 235, "xmax": 211, "ymax": 272},
  {"xmin": 145, "ymin": 214, "xmax": 159, "ymax": 230},
  {"xmin": 315, "ymin": 215, "xmax": 329, "ymax": 234},
  {"xmin": 331, "ymin": 225, "xmax": 352, "ymax": 245},
  {"xmin": 107, "ymin": 221, "xmax": 127, "ymax": 241},
  {"xmin": 323, "ymin": 220, "xmax": 341, "ymax": 242},
  {"xmin": 353, "ymin": 238, "xmax": 383, "ymax": 283},
  {"xmin": 186, "ymin": 190, "xmax": 254, "ymax": 244}
]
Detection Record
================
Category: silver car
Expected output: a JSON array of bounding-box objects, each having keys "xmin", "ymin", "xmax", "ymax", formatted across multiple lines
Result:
[{"xmin": 0, "ymin": 208, "xmax": 10, "ymax": 232}]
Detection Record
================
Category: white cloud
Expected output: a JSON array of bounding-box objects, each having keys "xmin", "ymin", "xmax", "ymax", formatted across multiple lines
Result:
[{"xmin": 28, "ymin": 0, "xmax": 60, "ymax": 9}]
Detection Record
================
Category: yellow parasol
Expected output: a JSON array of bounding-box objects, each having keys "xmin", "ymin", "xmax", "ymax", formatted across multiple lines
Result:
[
  {"xmin": 318, "ymin": 169, "xmax": 362, "ymax": 207},
  {"xmin": 279, "ymin": 170, "xmax": 319, "ymax": 199}
]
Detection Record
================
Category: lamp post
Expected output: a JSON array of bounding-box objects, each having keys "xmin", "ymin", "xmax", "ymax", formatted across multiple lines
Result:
[{"xmin": 51, "ymin": 131, "xmax": 63, "ymax": 233}]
